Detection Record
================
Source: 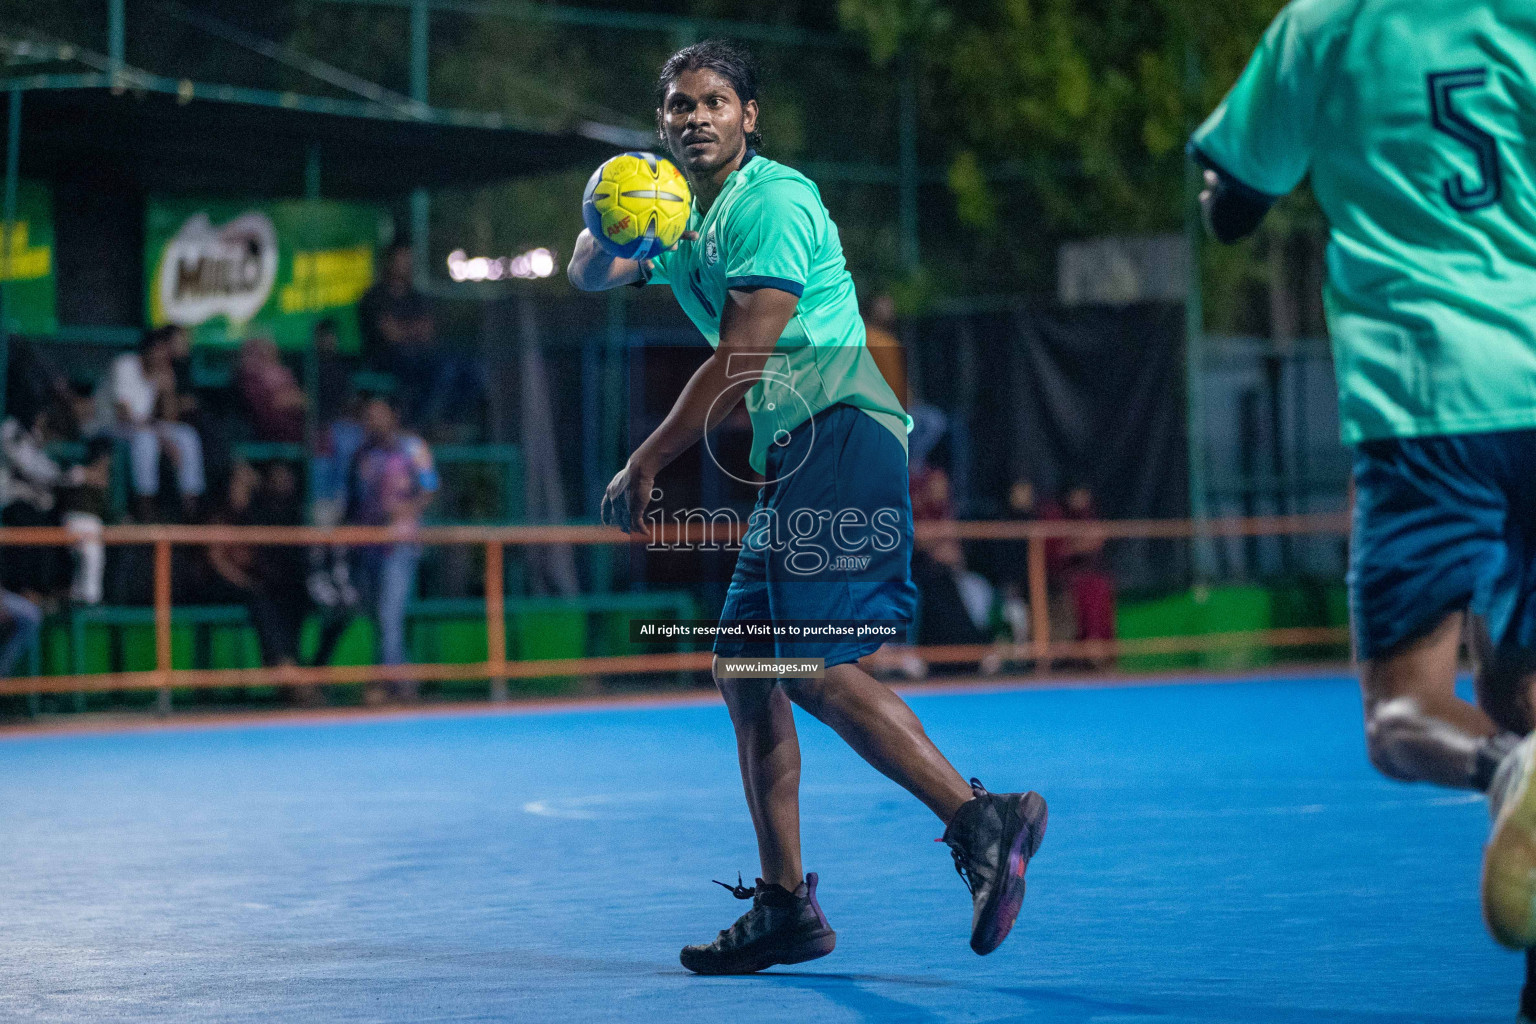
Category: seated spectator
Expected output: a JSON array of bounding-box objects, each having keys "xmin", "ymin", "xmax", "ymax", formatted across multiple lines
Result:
[
  {"xmin": 163, "ymin": 324, "xmax": 200, "ymax": 426},
  {"xmin": 907, "ymin": 462, "xmax": 1008, "ymax": 675},
  {"xmin": 0, "ymin": 587, "xmax": 41, "ymax": 678},
  {"xmin": 203, "ymin": 461, "xmax": 352, "ymax": 705},
  {"xmin": 345, "ymin": 393, "xmax": 438, "ymax": 705},
  {"xmin": 98, "ymin": 327, "xmax": 205, "ymax": 521},
  {"xmin": 1042, "ymin": 484, "xmax": 1117, "ymax": 667},
  {"xmin": 0, "ymin": 400, "xmax": 110, "ymax": 605},
  {"xmin": 235, "ymin": 335, "xmax": 306, "ymax": 443}
]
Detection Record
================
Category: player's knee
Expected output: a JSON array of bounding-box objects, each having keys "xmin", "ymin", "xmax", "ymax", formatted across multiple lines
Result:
[
  {"xmin": 1362, "ymin": 696, "xmax": 1425, "ymax": 782},
  {"xmin": 711, "ymin": 658, "xmax": 769, "ymax": 719},
  {"xmin": 779, "ymin": 673, "xmax": 832, "ymax": 714}
]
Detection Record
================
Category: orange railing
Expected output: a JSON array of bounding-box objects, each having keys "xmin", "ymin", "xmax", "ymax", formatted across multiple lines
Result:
[{"xmin": 0, "ymin": 514, "xmax": 1352, "ymax": 705}]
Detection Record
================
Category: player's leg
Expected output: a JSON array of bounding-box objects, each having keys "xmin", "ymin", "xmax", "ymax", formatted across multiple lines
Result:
[
  {"xmin": 781, "ymin": 662, "xmax": 1046, "ymax": 955},
  {"xmin": 719, "ymin": 674, "xmax": 804, "ymax": 892},
  {"xmin": 680, "ymin": 531, "xmax": 835, "ymax": 975},
  {"xmin": 769, "ymin": 404, "xmax": 1046, "ymax": 955},
  {"xmin": 781, "ymin": 662, "xmax": 971, "ymax": 820},
  {"xmin": 1351, "ymin": 432, "xmax": 1536, "ymax": 959},
  {"xmin": 1359, "ymin": 612, "xmax": 1509, "ymax": 789},
  {"xmin": 1350, "ymin": 435, "xmax": 1521, "ymax": 790},
  {"xmin": 679, "ymin": 668, "xmax": 836, "ymax": 975},
  {"xmin": 1481, "ymin": 652, "xmax": 1536, "ymax": 951},
  {"xmin": 1474, "ymin": 498, "xmax": 1536, "ymax": 950}
]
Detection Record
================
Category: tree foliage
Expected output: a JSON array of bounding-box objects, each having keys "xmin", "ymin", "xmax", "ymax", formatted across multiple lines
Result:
[{"xmin": 0, "ymin": 0, "xmax": 1321, "ymax": 322}]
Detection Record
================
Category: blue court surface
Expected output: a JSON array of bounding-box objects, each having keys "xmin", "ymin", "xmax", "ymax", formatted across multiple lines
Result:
[{"xmin": 0, "ymin": 673, "xmax": 1513, "ymax": 1022}]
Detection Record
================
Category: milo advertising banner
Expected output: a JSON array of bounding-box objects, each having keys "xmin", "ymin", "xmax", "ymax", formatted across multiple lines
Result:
[
  {"xmin": 1, "ymin": 180, "xmax": 58, "ymax": 336},
  {"xmin": 146, "ymin": 198, "xmax": 391, "ymax": 351}
]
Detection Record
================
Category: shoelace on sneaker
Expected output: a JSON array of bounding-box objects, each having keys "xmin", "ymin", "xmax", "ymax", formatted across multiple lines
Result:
[
  {"xmin": 943, "ymin": 778, "xmax": 991, "ymax": 896},
  {"xmin": 949, "ymin": 846, "xmax": 977, "ymax": 895},
  {"xmin": 711, "ymin": 873, "xmax": 758, "ymax": 900}
]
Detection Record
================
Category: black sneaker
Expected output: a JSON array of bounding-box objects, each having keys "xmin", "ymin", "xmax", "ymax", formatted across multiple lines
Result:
[
  {"xmin": 942, "ymin": 778, "xmax": 1048, "ymax": 955},
  {"xmin": 680, "ymin": 872, "xmax": 837, "ymax": 975}
]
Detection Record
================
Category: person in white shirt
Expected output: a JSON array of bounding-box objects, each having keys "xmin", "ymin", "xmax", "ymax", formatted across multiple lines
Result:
[{"xmin": 99, "ymin": 328, "xmax": 205, "ymax": 519}]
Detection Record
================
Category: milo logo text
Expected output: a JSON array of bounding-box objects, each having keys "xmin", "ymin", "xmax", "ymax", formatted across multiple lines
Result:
[{"xmin": 157, "ymin": 211, "xmax": 278, "ymax": 329}]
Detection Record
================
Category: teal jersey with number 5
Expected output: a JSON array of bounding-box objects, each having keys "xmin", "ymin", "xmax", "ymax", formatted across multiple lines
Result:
[
  {"xmin": 1191, "ymin": 0, "xmax": 1536, "ymax": 443},
  {"xmin": 646, "ymin": 152, "xmax": 911, "ymax": 475}
]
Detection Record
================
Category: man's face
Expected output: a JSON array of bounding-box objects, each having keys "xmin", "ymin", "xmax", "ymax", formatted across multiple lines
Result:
[
  {"xmin": 362, "ymin": 398, "xmax": 397, "ymax": 441},
  {"xmin": 658, "ymin": 68, "xmax": 757, "ymax": 177},
  {"xmin": 388, "ymin": 247, "xmax": 413, "ymax": 284},
  {"xmin": 142, "ymin": 340, "xmax": 171, "ymax": 372}
]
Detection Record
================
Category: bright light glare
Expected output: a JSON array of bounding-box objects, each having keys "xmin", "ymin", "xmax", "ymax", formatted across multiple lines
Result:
[{"xmin": 446, "ymin": 246, "xmax": 556, "ymax": 282}]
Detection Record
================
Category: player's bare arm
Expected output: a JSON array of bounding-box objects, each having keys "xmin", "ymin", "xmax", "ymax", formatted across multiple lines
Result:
[
  {"xmin": 566, "ymin": 227, "xmax": 646, "ymax": 291},
  {"xmin": 603, "ymin": 285, "xmax": 797, "ymax": 533}
]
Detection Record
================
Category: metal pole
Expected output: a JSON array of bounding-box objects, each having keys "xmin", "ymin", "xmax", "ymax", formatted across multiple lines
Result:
[
  {"xmin": 594, "ymin": 290, "xmax": 626, "ymax": 592},
  {"xmin": 410, "ymin": 0, "xmax": 430, "ymax": 288},
  {"xmin": 305, "ymin": 142, "xmax": 321, "ymax": 200},
  {"xmin": 0, "ymin": 89, "xmax": 21, "ymax": 427},
  {"xmin": 108, "ymin": 0, "xmax": 126, "ymax": 86},
  {"xmin": 897, "ymin": 52, "xmax": 919, "ymax": 273},
  {"xmin": 410, "ymin": 0, "xmax": 430, "ymax": 104},
  {"xmin": 1183, "ymin": 40, "xmax": 1213, "ymax": 582},
  {"xmin": 1028, "ymin": 534, "xmax": 1050, "ymax": 674},
  {"xmin": 485, "ymin": 541, "xmax": 507, "ymax": 701},
  {"xmin": 302, "ymin": 146, "xmax": 321, "ymax": 505},
  {"xmin": 154, "ymin": 540, "xmax": 173, "ymax": 715}
]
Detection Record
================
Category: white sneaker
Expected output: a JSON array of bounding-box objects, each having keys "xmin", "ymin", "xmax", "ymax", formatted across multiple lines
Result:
[{"xmin": 1483, "ymin": 734, "xmax": 1536, "ymax": 947}]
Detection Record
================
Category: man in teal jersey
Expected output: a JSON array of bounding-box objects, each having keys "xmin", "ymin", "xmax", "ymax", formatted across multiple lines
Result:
[
  {"xmin": 568, "ymin": 41, "xmax": 1046, "ymax": 974},
  {"xmin": 1191, "ymin": 0, "xmax": 1536, "ymax": 1007}
]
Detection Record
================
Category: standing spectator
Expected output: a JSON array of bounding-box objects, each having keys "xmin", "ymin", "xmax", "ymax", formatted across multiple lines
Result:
[
  {"xmin": 314, "ymin": 317, "xmax": 361, "ymax": 429},
  {"xmin": 308, "ymin": 317, "xmax": 366, "ymax": 615},
  {"xmin": 98, "ymin": 328, "xmax": 205, "ymax": 521},
  {"xmin": 235, "ymin": 335, "xmax": 306, "ymax": 443},
  {"xmin": 346, "ymin": 394, "xmax": 437, "ymax": 705},
  {"xmin": 357, "ymin": 243, "xmax": 485, "ymax": 433},
  {"xmin": 357, "ymin": 242, "xmax": 434, "ymax": 418},
  {"xmin": 0, "ymin": 587, "xmax": 41, "ymax": 678},
  {"xmin": 311, "ymin": 318, "xmax": 366, "ymax": 526}
]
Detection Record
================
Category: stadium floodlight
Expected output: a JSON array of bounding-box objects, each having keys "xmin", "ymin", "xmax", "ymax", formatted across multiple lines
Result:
[{"xmin": 446, "ymin": 247, "xmax": 556, "ymax": 282}]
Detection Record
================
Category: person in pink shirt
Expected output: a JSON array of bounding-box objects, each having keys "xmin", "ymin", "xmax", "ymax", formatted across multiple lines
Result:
[{"xmin": 235, "ymin": 335, "xmax": 306, "ymax": 443}]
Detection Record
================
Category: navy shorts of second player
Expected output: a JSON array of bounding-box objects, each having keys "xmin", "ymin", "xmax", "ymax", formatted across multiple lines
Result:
[{"xmin": 1349, "ymin": 428, "xmax": 1536, "ymax": 662}]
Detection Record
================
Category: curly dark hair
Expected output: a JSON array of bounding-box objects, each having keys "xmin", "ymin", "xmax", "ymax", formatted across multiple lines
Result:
[{"xmin": 655, "ymin": 39, "xmax": 763, "ymax": 150}]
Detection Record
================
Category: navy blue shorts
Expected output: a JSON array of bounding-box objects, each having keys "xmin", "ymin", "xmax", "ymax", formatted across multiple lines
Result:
[
  {"xmin": 1349, "ymin": 429, "xmax": 1536, "ymax": 661},
  {"xmin": 714, "ymin": 403, "xmax": 918, "ymax": 668}
]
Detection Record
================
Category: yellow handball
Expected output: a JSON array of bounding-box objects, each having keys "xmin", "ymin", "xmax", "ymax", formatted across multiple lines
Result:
[{"xmin": 582, "ymin": 152, "xmax": 692, "ymax": 262}]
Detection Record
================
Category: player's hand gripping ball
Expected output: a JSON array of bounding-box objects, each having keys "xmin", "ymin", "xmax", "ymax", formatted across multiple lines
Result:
[{"xmin": 582, "ymin": 152, "xmax": 692, "ymax": 262}]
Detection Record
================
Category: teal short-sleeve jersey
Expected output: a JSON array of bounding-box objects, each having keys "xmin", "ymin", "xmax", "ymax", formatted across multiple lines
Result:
[
  {"xmin": 1191, "ymin": 0, "xmax": 1536, "ymax": 443},
  {"xmin": 647, "ymin": 152, "xmax": 911, "ymax": 474}
]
